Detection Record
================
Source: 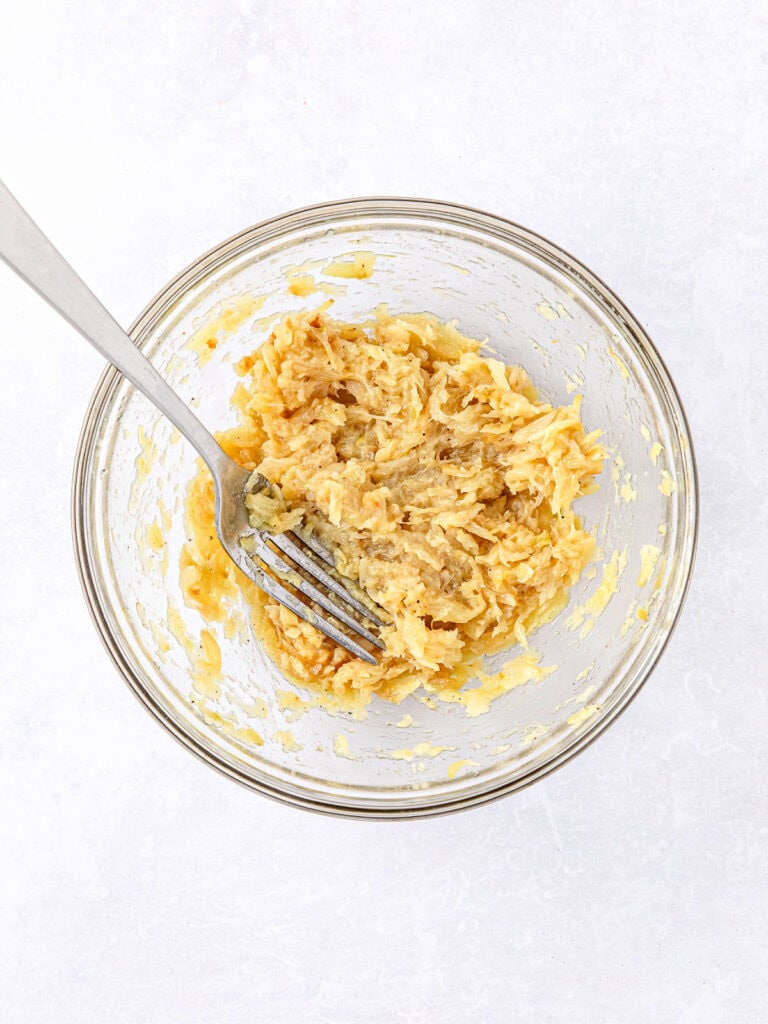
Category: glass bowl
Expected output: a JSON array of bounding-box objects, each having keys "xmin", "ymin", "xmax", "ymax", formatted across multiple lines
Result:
[{"xmin": 72, "ymin": 198, "xmax": 697, "ymax": 818}]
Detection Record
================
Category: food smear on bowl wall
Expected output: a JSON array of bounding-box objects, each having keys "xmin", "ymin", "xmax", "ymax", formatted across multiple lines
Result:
[
  {"xmin": 178, "ymin": 304, "xmax": 607, "ymax": 714},
  {"xmin": 185, "ymin": 294, "xmax": 267, "ymax": 368},
  {"xmin": 322, "ymin": 250, "xmax": 376, "ymax": 279}
]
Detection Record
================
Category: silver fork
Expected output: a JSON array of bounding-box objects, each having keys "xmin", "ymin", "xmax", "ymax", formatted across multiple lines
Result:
[{"xmin": 0, "ymin": 180, "xmax": 386, "ymax": 663}]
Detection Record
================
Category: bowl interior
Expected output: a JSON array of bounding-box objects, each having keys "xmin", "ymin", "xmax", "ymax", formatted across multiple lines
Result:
[{"xmin": 76, "ymin": 201, "xmax": 696, "ymax": 816}]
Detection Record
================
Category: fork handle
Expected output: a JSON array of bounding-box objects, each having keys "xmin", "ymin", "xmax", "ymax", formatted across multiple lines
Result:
[{"xmin": 0, "ymin": 178, "xmax": 232, "ymax": 480}]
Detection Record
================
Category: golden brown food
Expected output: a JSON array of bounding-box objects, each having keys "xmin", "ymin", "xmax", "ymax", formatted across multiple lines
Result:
[{"xmin": 180, "ymin": 306, "xmax": 605, "ymax": 707}]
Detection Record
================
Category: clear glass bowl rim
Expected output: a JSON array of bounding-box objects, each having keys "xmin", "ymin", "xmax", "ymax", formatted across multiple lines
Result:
[{"xmin": 71, "ymin": 196, "xmax": 699, "ymax": 819}]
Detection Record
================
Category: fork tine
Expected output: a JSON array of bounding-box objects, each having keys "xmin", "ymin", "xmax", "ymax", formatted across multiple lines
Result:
[
  {"xmin": 294, "ymin": 529, "xmax": 337, "ymax": 568},
  {"xmin": 273, "ymin": 531, "xmax": 388, "ymax": 628},
  {"xmin": 249, "ymin": 532, "xmax": 386, "ymax": 650},
  {"xmin": 241, "ymin": 554, "xmax": 379, "ymax": 664}
]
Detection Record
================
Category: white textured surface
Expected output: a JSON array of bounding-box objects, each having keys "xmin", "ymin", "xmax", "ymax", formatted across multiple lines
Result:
[{"xmin": 1, "ymin": 1, "xmax": 766, "ymax": 1020}]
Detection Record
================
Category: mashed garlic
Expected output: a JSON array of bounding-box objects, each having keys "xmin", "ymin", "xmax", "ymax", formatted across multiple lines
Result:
[{"xmin": 180, "ymin": 307, "xmax": 605, "ymax": 708}]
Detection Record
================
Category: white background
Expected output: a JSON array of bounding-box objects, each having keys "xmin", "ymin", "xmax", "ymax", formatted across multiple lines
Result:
[{"xmin": 1, "ymin": 2, "xmax": 766, "ymax": 1021}]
